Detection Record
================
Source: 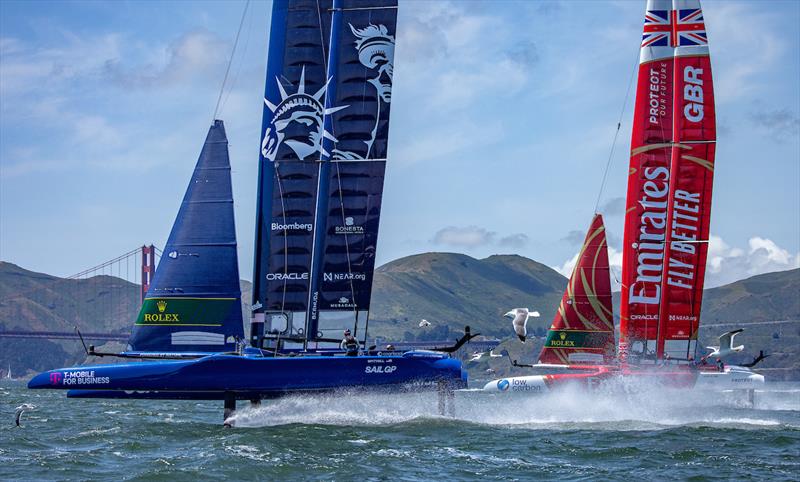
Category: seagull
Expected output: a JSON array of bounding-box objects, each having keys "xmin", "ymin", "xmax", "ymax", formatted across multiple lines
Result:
[
  {"xmin": 488, "ymin": 350, "xmax": 503, "ymax": 358},
  {"xmin": 706, "ymin": 329, "xmax": 745, "ymax": 358},
  {"xmin": 504, "ymin": 308, "xmax": 541, "ymax": 343},
  {"xmin": 468, "ymin": 351, "xmax": 483, "ymax": 362},
  {"xmin": 418, "ymin": 319, "xmax": 431, "ymax": 328},
  {"xmin": 14, "ymin": 403, "xmax": 36, "ymax": 427}
]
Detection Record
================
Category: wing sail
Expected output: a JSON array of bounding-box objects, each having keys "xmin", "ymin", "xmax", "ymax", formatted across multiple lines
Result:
[
  {"xmin": 251, "ymin": 0, "xmax": 331, "ymax": 339},
  {"xmin": 620, "ymin": 0, "xmax": 715, "ymax": 362},
  {"xmin": 306, "ymin": 0, "xmax": 398, "ymax": 342}
]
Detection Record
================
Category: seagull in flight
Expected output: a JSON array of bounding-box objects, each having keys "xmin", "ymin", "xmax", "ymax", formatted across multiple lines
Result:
[
  {"xmin": 706, "ymin": 329, "xmax": 745, "ymax": 358},
  {"xmin": 14, "ymin": 403, "xmax": 36, "ymax": 427},
  {"xmin": 418, "ymin": 319, "xmax": 431, "ymax": 328},
  {"xmin": 468, "ymin": 351, "xmax": 483, "ymax": 362},
  {"xmin": 504, "ymin": 308, "xmax": 540, "ymax": 343},
  {"xmin": 488, "ymin": 350, "xmax": 503, "ymax": 358}
]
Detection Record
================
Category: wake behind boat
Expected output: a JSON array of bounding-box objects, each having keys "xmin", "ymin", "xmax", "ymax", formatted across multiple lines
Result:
[
  {"xmin": 481, "ymin": 0, "xmax": 765, "ymax": 397},
  {"xmin": 28, "ymin": 0, "xmax": 467, "ymax": 424}
]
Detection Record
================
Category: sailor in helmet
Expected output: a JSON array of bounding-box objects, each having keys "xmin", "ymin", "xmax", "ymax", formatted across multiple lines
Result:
[{"xmin": 340, "ymin": 329, "xmax": 359, "ymax": 356}]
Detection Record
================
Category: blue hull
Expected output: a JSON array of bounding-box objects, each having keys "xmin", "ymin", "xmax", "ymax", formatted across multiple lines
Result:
[{"xmin": 28, "ymin": 351, "xmax": 466, "ymax": 399}]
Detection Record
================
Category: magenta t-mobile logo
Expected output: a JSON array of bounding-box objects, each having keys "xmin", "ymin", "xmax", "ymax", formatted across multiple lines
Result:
[{"xmin": 49, "ymin": 372, "xmax": 63, "ymax": 385}]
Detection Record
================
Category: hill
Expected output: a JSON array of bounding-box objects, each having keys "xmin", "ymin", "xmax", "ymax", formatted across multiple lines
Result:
[
  {"xmin": 368, "ymin": 253, "xmax": 566, "ymax": 340},
  {"xmin": 1, "ymin": 258, "xmax": 797, "ymax": 379}
]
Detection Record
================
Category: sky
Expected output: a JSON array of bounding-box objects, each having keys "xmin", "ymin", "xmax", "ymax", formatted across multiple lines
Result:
[{"xmin": 1, "ymin": 0, "xmax": 798, "ymax": 289}]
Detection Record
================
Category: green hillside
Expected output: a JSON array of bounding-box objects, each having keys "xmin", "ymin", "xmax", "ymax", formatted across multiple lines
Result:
[{"xmin": 1, "ymin": 258, "xmax": 797, "ymax": 380}]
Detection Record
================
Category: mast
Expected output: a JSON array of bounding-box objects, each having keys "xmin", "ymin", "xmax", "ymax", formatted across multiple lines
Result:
[
  {"xmin": 305, "ymin": 0, "xmax": 343, "ymax": 345},
  {"xmin": 538, "ymin": 214, "xmax": 615, "ymax": 365},
  {"xmin": 619, "ymin": 0, "xmax": 715, "ymax": 362}
]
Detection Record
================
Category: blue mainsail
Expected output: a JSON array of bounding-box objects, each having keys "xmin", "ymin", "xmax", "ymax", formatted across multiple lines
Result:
[
  {"xmin": 252, "ymin": 0, "xmax": 331, "ymax": 340},
  {"xmin": 252, "ymin": 0, "xmax": 397, "ymax": 344},
  {"xmin": 128, "ymin": 120, "xmax": 244, "ymax": 352},
  {"xmin": 308, "ymin": 0, "xmax": 397, "ymax": 341}
]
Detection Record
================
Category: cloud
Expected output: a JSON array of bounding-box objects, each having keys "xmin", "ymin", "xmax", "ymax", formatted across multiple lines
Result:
[
  {"xmin": 705, "ymin": 235, "xmax": 800, "ymax": 287},
  {"xmin": 498, "ymin": 233, "xmax": 529, "ymax": 248},
  {"xmin": 431, "ymin": 225, "xmax": 529, "ymax": 249},
  {"xmin": 704, "ymin": 2, "xmax": 784, "ymax": 104},
  {"xmin": 0, "ymin": 33, "xmax": 122, "ymax": 97},
  {"xmin": 432, "ymin": 225, "xmax": 495, "ymax": 248},
  {"xmin": 750, "ymin": 107, "xmax": 800, "ymax": 141},
  {"xmin": 103, "ymin": 29, "xmax": 228, "ymax": 89},
  {"xmin": 598, "ymin": 196, "xmax": 626, "ymax": 217},
  {"xmin": 560, "ymin": 230, "xmax": 585, "ymax": 246}
]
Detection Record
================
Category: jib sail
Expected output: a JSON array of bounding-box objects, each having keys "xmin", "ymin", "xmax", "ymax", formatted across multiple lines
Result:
[
  {"xmin": 128, "ymin": 120, "xmax": 244, "ymax": 353},
  {"xmin": 538, "ymin": 215, "xmax": 615, "ymax": 365}
]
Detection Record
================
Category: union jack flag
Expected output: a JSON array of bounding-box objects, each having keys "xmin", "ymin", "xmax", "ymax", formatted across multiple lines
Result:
[{"xmin": 641, "ymin": 8, "xmax": 707, "ymax": 48}]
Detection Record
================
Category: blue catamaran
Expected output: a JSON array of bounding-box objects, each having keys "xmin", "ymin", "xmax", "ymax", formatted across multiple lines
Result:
[{"xmin": 28, "ymin": 0, "xmax": 468, "ymax": 423}]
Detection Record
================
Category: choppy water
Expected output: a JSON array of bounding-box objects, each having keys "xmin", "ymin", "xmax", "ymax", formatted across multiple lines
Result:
[{"xmin": 1, "ymin": 380, "xmax": 798, "ymax": 480}]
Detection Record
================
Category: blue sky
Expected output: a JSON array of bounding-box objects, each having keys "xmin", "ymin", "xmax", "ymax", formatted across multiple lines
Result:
[{"xmin": 1, "ymin": 0, "xmax": 798, "ymax": 289}]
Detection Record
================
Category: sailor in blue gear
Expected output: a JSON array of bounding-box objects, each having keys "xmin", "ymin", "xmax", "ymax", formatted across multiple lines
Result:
[{"xmin": 341, "ymin": 329, "xmax": 359, "ymax": 356}]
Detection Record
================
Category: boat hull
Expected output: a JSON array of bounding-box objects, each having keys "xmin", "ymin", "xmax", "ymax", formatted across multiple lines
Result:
[
  {"xmin": 28, "ymin": 351, "xmax": 466, "ymax": 399},
  {"xmin": 482, "ymin": 365, "xmax": 764, "ymax": 394}
]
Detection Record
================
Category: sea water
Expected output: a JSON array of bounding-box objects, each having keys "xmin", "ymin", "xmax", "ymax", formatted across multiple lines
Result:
[{"xmin": 1, "ymin": 380, "xmax": 798, "ymax": 480}]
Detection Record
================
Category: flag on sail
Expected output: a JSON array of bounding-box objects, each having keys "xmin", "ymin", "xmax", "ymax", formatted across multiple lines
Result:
[
  {"xmin": 538, "ymin": 215, "xmax": 615, "ymax": 365},
  {"xmin": 619, "ymin": 0, "xmax": 715, "ymax": 362},
  {"xmin": 128, "ymin": 120, "xmax": 244, "ymax": 353}
]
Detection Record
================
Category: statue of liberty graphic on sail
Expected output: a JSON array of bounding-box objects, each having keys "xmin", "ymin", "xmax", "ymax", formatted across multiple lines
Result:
[
  {"xmin": 260, "ymin": 22, "xmax": 394, "ymax": 163},
  {"xmin": 332, "ymin": 23, "xmax": 395, "ymax": 160},
  {"xmin": 260, "ymin": 68, "xmax": 346, "ymax": 162}
]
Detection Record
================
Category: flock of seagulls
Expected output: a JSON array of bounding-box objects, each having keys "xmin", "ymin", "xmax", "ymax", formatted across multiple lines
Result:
[{"xmin": 468, "ymin": 350, "xmax": 503, "ymax": 362}]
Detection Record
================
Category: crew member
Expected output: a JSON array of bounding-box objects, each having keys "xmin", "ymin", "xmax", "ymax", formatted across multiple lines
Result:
[{"xmin": 341, "ymin": 329, "xmax": 359, "ymax": 356}]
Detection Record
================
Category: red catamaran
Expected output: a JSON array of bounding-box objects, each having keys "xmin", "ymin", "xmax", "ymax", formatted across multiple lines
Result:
[{"xmin": 483, "ymin": 0, "xmax": 764, "ymax": 394}]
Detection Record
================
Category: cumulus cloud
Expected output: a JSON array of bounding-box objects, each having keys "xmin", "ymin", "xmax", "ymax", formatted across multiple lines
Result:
[
  {"xmin": 431, "ymin": 225, "xmax": 529, "ymax": 249},
  {"xmin": 705, "ymin": 235, "xmax": 800, "ymax": 287}
]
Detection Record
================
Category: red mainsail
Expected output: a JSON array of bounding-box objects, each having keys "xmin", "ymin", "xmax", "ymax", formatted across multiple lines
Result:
[
  {"xmin": 539, "ymin": 214, "xmax": 615, "ymax": 365},
  {"xmin": 620, "ymin": 0, "xmax": 716, "ymax": 362}
]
